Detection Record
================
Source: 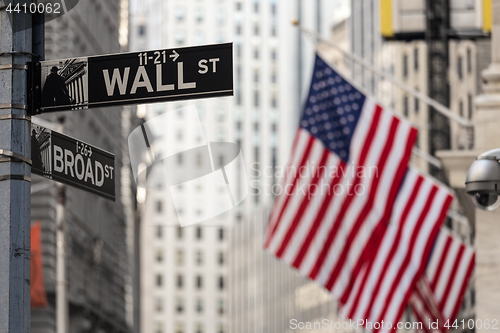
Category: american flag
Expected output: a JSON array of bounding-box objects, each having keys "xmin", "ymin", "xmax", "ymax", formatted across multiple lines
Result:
[
  {"xmin": 410, "ymin": 228, "xmax": 475, "ymax": 333},
  {"xmin": 264, "ymin": 54, "xmax": 418, "ymax": 301},
  {"xmin": 340, "ymin": 168, "xmax": 454, "ymax": 333}
]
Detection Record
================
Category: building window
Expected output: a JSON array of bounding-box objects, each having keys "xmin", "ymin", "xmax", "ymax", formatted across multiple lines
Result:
[
  {"xmin": 254, "ymin": 91, "xmax": 259, "ymax": 107},
  {"xmin": 218, "ymin": 228, "xmax": 225, "ymax": 241},
  {"xmin": 217, "ymin": 108, "xmax": 225, "ymax": 121},
  {"xmin": 196, "ymin": 298, "xmax": 203, "ymax": 313},
  {"xmin": 195, "ymin": 8, "xmax": 204, "ymax": 23},
  {"xmin": 196, "ymin": 275, "xmax": 203, "ymax": 289},
  {"xmin": 177, "ymin": 274, "xmax": 184, "ymax": 289},
  {"xmin": 403, "ymin": 55, "xmax": 408, "ymax": 78},
  {"xmin": 156, "ymin": 298, "xmax": 163, "ymax": 312},
  {"xmin": 156, "ymin": 274, "xmax": 163, "ymax": 287},
  {"xmin": 156, "ymin": 201, "xmax": 163, "ymax": 213},
  {"xmin": 196, "ymin": 323, "xmax": 204, "ymax": 333},
  {"xmin": 175, "ymin": 7, "xmax": 185, "ymax": 21},
  {"xmin": 194, "ymin": 32, "xmax": 205, "ymax": 45},
  {"xmin": 156, "ymin": 249, "xmax": 164, "ymax": 262},
  {"xmin": 271, "ymin": 2, "xmax": 276, "ymax": 15},
  {"xmin": 156, "ymin": 323, "xmax": 163, "ymax": 333},
  {"xmin": 471, "ymin": 288, "xmax": 476, "ymax": 306},
  {"xmin": 254, "ymin": 69, "xmax": 259, "ymax": 83},
  {"xmin": 271, "ymin": 94, "xmax": 277, "ymax": 108},
  {"xmin": 196, "ymin": 250, "xmax": 203, "ymax": 265},
  {"xmin": 271, "ymin": 49, "xmax": 277, "ymax": 60},
  {"xmin": 175, "ymin": 31, "xmax": 185, "ymax": 45},
  {"xmin": 218, "ymin": 276, "xmax": 225, "ymax": 290},
  {"xmin": 177, "ymin": 153, "xmax": 183, "ymax": 165},
  {"xmin": 218, "ymin": 299, "xmax": 225, "ymax": 315},
  {"xmin": 458, "ymin": 56, "xmax": 463, "ymax": 80},
  {"xmin": 271, "ymin": 24, "xmax": 277, "ymax": 36},
  {"xmin": 468, "ymin": 94, "xmax": 473, "ymax": 119},
  {"xmin": 467, "ymin": 48, "xmax": 472, "ymax": 73},
  {"xmin": 138, "ymin": 25, "xmax": 146, "ymax": 36},
  {"xmin": 254, "ymin": 0, "xmax": 259, "ymax": 13},
  {"xmin": 414, "ymin": 97, "xmax": 419, "ymax": 114},
  {"xmin": 236, "ymin": 24, "xmax": 242, "ymax": 35},
  {"xmin": 218, "ymin": 251, "xmax": 225, "ymax": 265},
  {"xmin": 236, "ymin": 89, "xmax": 242, "ymax": 105},
  {"xmin": 156, "ymin": 226, "xmax": 163, "ymax": 238},
  {"xmin": 177, "ymin": 226, "xmax": 183, "ymax": 239},
  {"xmin": 271, "ymin": 71, "xmax": 277, "ymax": 83},
  {"xmin": 217, "ymin": 10, "xmax": 225, "ymax": 25},
  {"xmin": 254, "ymin": 24, "xmax": 259, "ymax": 35},
  {"xmin": 414, "ymin": 48, "xmax": 418, "ymax": 71},
  {"xmin": 176, "ymin": 249, "xmax": 184, "ymax": 265},
  {"xmin": 218, "ymin": 324, "xmax": 225, "ymax": 333},
  {"xmin": 459, "ymin": 100, "xmax": 464, "ymax": 117},
  {"xmin": 254, "ymin": 48, "xmax": 259, "ymax": 59},
  {"xmin": 236, "ymin": 2, "xmax": 242, "ymax": 11},
  {"xmin": 176, "ymin": 298, "xmax": 184, "ymax": 313},
  {"xmin": 403, "ymin": 96, "xmax": 409, "ymax": 117},
  {"xmin": 236, "ymin": 44, "xmax": 242, "ymax": 58}
]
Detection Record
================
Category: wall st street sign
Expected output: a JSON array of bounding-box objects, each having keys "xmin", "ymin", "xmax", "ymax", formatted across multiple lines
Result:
[
  {"xmin": 31, "ymin": 123, "xmax": 115, "ymax": 200},
  {"xmin": 35, "ymin": 42, "xmax": 233, "ymax": 113}
]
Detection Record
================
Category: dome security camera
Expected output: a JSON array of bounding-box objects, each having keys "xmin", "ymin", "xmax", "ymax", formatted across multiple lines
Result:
[{"xmin": 466, "ymin": 149, "xmax": 500, "ymax": 211}]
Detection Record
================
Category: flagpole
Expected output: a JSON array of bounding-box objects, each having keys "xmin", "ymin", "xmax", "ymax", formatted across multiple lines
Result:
[{"xmin": 292, "ymin": 20, "xmax": 472, "ymax": 127}]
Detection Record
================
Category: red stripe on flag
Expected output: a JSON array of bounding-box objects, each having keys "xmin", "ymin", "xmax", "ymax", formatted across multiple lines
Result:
[
  {"xmin": 449, "ymin": 253, "xmax": 475, "ymax": 322},
  {"xmin": 324, "ymin": 116, "xmax": 400, "ymax": 291},
  {"xmin": 439, "ymin": 247, "xmax": 465, "ymax": 313},
  {"xmin": 290, "ymin": 160, "xmax": 345, "ymax": 269},
  {"xmin": 340, "ymin": 124, "xmax": 417, "ymax": 303},
  {"xmin": 388, "ymin": 194, "xmax": 453, "ymax": 332},
  {"xmin": 429, "ymin": 237, "xmax": 453, "ymax": 292},
  {"xmin": 374, "ymin": 187, "xmax": 439, "ymax": 325},
  {"xmin": 307, "ymin": 104, "xmax": 384, "ymax": 280},
  {"xmin": 264, "ymin": 135, "xmax": 315, "ymax": 249},
  {"xmin": 275, "ymin": 148, "xmax": 331, "ymax": 258},
  {"xmin": 346, "ymin": 176, "xmax": 424, "ymax": 319}
]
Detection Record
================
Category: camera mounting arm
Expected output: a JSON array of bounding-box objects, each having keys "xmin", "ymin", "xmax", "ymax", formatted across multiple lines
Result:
[{"xmin": 478, "ymin": 148, "xmax": 500, "ymax": 161}]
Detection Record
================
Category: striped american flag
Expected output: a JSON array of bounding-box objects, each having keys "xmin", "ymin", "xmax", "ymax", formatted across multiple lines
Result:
[
  {"xmin": 410, "ymin": 228, "xmax": 475, "ymax": 333},
  {"xmin": 264, "ymin": 54, "xmax": 418, "ymax": 301},
  {"xmin": 341, "ymin": 168, "xmax": 454, "ymax": 333}
]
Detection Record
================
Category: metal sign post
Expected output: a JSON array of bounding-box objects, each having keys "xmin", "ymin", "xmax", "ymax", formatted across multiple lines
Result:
[{"xmin": 0, "ymin": 4, "xmax": 33, "ymax": 332}]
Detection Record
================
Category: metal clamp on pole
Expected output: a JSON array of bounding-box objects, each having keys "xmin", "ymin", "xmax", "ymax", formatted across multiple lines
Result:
[
  {"xmin": 0, "ymin": 149, "xmax": 32, "ymax": 165},
  {"xmin": 0, "ymin": 114, "xmax": 31, "ymax": 120},
  {"xmin": 0, "ymin": 104, "xmax": 28, "ymax": 110},
  {"xmin": 0, "ymin": 175, "xmax": 31, "ymax": 182},
  {"xmin": 0, "ymin": 64, "xmax": 28, "ymax": 71},
  {"xmin": 0, "ymin": 51, "xmax": 41, "ymax": 58}
]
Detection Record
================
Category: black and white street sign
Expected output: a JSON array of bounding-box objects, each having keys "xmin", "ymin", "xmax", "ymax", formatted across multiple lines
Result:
[
  {"xmin": 31, "ymin": 123, "xmax": 115, "ymax": 200},
  {"xmin": 36, "ymin": 43, "xmax": 233, "ymax": 113}
]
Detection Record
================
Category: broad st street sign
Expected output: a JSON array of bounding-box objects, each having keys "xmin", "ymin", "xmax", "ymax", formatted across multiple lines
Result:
[
  {"xmin": 35, "ymin": 42, "xmax": 233, "ymax": 113},
  {"xmin": 31, "ymin": 123, "xmax": 115, "ymax": 200}
]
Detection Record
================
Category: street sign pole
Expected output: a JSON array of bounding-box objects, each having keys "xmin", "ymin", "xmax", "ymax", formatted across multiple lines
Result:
[{"xmin": 0, "ymin": 3, "xmax": 33, "ymax": 332}]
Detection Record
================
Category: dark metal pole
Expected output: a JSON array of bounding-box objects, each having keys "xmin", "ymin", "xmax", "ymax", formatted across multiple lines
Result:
[{"xmin": 0, "ymin": 1, "xmax": 35, "ymax": 332}]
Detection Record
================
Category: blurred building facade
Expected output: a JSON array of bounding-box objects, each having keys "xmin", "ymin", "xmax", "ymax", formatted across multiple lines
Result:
[
  {"xmin": 130, "ymin": 1, "xmax": 232, "ymax": 333},
  {"xmin": 30, "ymin": 0, "xmax": 136, "ymax": 332}
]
